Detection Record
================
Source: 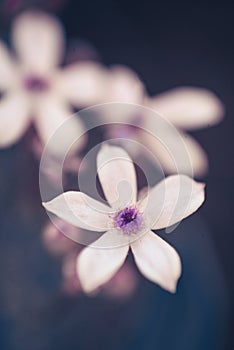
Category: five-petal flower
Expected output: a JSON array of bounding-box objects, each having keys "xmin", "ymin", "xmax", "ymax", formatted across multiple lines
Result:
[
  {"xmin": 0, "ymin": 11, "xmax": 106, "ymax": 155},
  {"xmin": 101, "ymin": 66, "xmax": 224, "ymax": 177},
  {"xmin": 43, "ymin": 144, "xmax": 205, "ymax": 293}
]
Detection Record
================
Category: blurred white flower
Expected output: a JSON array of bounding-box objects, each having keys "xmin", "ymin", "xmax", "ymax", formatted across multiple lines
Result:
[
  {"xmin": 101, "ymin": 66, "xmax": 224, "ymax": 177},
  {"xmin": 42, "ymin": 218, "xmax": 80, "ymax": 256},
  {"xmin": 43, "ymin": 144, "xmax": 205, "ymax": 294},
  {"xmin": 62, "ymin": 252, "xmax": 82, "ymax": 295},
  {"xmin": 0, "ymin": 10, "xmax": 106, "ymax": 155}
]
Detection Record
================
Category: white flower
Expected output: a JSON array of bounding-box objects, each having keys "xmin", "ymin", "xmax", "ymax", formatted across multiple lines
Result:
[
  {"xmin": 43, "ymin": 144, "xmax": 205, "ymax": 294},
  {"xmin": 0, "ymin": 11, "xmax": 106, "ymax": 155},
  {"xmin": 101, "ymin": 65, "xmax": 224, "ymax": 177}
]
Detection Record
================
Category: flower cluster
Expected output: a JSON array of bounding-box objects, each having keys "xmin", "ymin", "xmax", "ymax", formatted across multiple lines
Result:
[{"xmin": 0, "ymin": 10, "xmax": 223, "ymax": 297}]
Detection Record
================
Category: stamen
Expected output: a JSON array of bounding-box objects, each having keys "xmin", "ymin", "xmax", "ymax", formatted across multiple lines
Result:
[
  {"xmin": 23, "ymin": 76, "xmax": 49, "ymax": 92},
  {"xmin": 114, "ymin": 206, "xmax": 143, "ymax": 235}
]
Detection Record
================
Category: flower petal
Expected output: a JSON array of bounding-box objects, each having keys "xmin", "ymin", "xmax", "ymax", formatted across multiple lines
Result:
[
  {"xmin": 43, "ymin": 191, "xmax": 113, "ymax": 232},
  {"xmin": 107, "ymin": 65, "xmax": 145, "ymax": 103},
  {"xmin": 98, "ymin": 65, "xmax": 145, "ymax": 124},
  {"xmin": 55, "ymin": 62, "xmax": 108, "ymax": 107},
  {"xmin": 97, "ymin": 144, "xmax": 137, "ymax": 208},
  {"xmin": 0, "ymin": 91, "xmax": 30, "ymax": 147},
  {"xmin": 176, "ymin": 132, "xmax": 208, "ymax": 177},
  {"xmin": 87, "ymin": 228, "xmax": 146, "ymax": 249},
  {"xmin": 35, "ymin": 94, "xmax": 86, "ymax": 156},
  {"xmin": 148, "ymin": 87, "xmax": 224, "ymax": 130},
  {"xmin": 12, "ymin": 11, "xmax": 64, "ymax": 73},
  {"xmin": 77, "ymin": 235, "xmax": 129, "ymax": 293},
  {"xmin": 0, "ymin": 42, "xmax": 18, "ymax": 89},
  {"xmin": 142, "ymin": 129, "xmax": 208, "ymax": 177},
  {"xmin": 139, "ymin": 175, "xmax": 205, "ymax": 230},
  {"xmin": 131, "ymin": 231, "xmax": 181, "ymax": 293}
]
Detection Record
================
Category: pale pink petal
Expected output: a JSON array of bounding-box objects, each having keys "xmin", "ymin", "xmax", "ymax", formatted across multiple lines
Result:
[
  {"xmin": 12, "ymin": 11, "xmax": 64, "ymax": 73},
  {"xmin": 55, "ymin": 62, "xmax": 108, "ymax": 107},
  {"xmin": 99, "ymin": 103, "xmax": 142, "ymax": 126},
  {"xmin": 131, "ymin": 231, "xmax": 181, "ymax": 293},
  {"xmin": 77, "ymin": 235, "xmax": 129, "ymax": 293},
  {"xmin": 106, "ymin": 65, "xmax": 145, "ymax": 103},
  {"xmin": 42, "ymin": 219, "xmax": 78, "ymax": 256},
  {"xmin": 139, "ymin": 175, "xmax": 205, "ymax": 230},
  {"xmin": 97, "ymin": 144, "xmax": 137, "ymax": 208},
  {"xmin": 34, "ymin": 94, "xmax": 86, "ymax": 156},
  {"xmin": 0, "ymin": 91, "xmax": 30, "ymax": 147},
  {"xmin": 141, "ymin": 128, "xmax": 208, "ymax": 177},
  {"xmin": 88, "ymin": 228, "xmax": 144, "ymax": 249},
  {"xmin": 102, "ymin": 263, "xmax": 138, "ymax": 299},
  {"xmin": 43, "ymin": 191, "xmax": 113, "ymax": 232},
  {"xmin": 0, "ymin": 42, "xmax": 18, "ymax": 89},
  {"xmin": 148, "ymin": 87, "xmax": 224, "ymax": 130},
  {"xmin": 98, "ymin": 65, "xmax": 145, "ymax": 124},
  {"xmin": 137, "ymin": 186, "xmax": 149, "ymax": 202},
  {"xmin": 62, "ymin": 252, "xmax": 82, "ymax": 295},
  {"xmin": 177, "ymin": 132, "xmax": 208, "ymax": 177}
]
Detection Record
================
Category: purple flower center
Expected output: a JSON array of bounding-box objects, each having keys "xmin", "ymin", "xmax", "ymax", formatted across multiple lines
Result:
[
  {"xmin": 114, "ymin": 206, "xmax": 143, "ymax": 235},
  {"xmin": 23, "ymin": 76, "xmax": 49, "ymax": 92}
]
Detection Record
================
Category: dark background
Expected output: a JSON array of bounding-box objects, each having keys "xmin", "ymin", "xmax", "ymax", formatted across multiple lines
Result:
[{"xmin": 0, "ymin": 0, "xmax": 233, "ymax": 349}]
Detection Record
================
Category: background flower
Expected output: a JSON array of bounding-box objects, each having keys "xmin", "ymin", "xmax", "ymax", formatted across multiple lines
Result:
[
  {"xmin": 0, "ymin": 10, "xmax": 107, "ymax": 156},
  {"xmin": 100, "ymin": 65, "xmax": 224, "ymax": 177}
]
